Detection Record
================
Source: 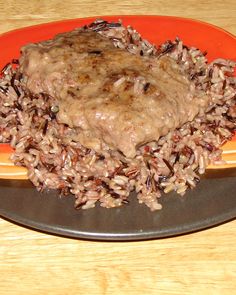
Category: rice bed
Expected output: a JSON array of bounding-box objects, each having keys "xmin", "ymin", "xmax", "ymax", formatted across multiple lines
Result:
[{"xmin": 0, "ymin": 20, "xmax": 236, "ymax": 210}]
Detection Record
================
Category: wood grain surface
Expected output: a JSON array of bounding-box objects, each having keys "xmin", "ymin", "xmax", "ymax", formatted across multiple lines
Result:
[{"xmin": 0, "ymin": 1, "xmax": 236, "ymax": 294}]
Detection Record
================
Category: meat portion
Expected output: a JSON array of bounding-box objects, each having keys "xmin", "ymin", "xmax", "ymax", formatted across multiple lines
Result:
[{"xmin": 19, "ymin": 28, "xmax": 210, "ymax": 158}]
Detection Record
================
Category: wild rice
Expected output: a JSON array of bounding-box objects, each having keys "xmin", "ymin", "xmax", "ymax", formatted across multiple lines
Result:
[{"xmin": 0, "ymin": 20, "xmax": 236, "ymax": 210}]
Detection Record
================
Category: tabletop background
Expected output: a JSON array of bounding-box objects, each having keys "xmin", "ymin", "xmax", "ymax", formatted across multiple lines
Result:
[{"xmin": 0, "ymin": 1, "xmax": 236, "ymax": 294}]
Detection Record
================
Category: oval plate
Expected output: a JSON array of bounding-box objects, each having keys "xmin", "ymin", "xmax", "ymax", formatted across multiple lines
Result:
[{"xmin": 0, "ymin": 15, "xmax": 236, "ymax": 241}]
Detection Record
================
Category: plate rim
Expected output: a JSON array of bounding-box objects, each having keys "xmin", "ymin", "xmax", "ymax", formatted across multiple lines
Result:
[
  {"xmin": 0, "ymin": 15, "xmax": 235, "ymax": 40},
  {"xmin": 1, "ymin": 206, "xmax": 236, "ymax": 241}
]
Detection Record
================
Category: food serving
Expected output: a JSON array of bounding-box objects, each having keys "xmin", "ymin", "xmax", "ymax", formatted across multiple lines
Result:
[{"xmin": 0, "ymin": 19, "xmax": 236, "ymax": 210}]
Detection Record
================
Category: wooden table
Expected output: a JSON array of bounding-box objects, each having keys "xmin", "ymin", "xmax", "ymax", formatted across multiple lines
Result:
[{"xmin": 0, "ymin": 1, "xmax": 236, "ymax": 294}]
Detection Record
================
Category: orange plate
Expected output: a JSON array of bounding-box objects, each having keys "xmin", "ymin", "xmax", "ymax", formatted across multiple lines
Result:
[
  {"xmin": 0, "ymin": 15, "xmax": 236, "ymax": 178},
  {"xmin": 0, "ymin": 16, "xmax": 236, "ymax": 240}
]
